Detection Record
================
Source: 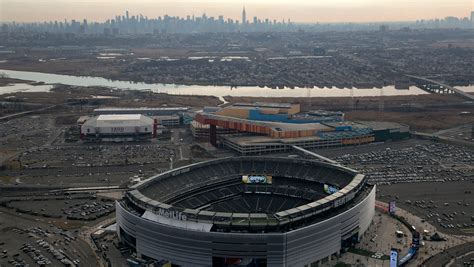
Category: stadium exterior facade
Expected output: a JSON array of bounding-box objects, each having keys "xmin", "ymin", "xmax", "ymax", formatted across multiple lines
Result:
[{"xmin": 116, "ymin": 157, "xmax": 376, "ymax": 266}]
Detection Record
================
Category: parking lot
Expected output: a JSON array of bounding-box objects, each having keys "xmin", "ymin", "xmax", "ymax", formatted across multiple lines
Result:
[
  {"xmin": 0, "ymin": 208, "xmax": 97, "ymax": 266},
  {"xmin": 0, "ymin": 114, "xmax": 58, "ymax": 153},
  {"xmin": 320, "ymin": 140, "xmax": 473, "ymax": 185},
  {"xmin": 2, "ymin": 195, "xmax": 115, "ymax": 221},
  {"xmin": 19, "ymin": 144, "xmax": 174, "ymax": 169},
  {"xmin": 0, "ymin": 113, "xmax": 192, "ymax": 188},
  {"xmin": 316, "ymin": 139, "xmax": 474, "ymax": 236},
  {"xmin": 378, "ymin": 181, "xmax": 474, "ymax": 235}
]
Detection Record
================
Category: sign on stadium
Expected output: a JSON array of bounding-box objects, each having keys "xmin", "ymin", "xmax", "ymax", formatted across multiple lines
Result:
[
  {"xmin": 242, "ymin": 175, "xmax": 272, "ymax": 184},
  {"xmin": 157, "ymin": 208, "xmax": 187, "ymax": 221},
  {"xmin": 389, "ymin": 201, "xmax": 396, "ymax": 215},
  {"xmin": 324, "ymin": 184, "xmax": 339, "ymax": 194}
]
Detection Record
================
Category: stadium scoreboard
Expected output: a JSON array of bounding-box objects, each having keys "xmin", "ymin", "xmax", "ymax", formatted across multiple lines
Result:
[{"xmin": 242, "ymin": 175, "xmax": 273, "ymax": 184}]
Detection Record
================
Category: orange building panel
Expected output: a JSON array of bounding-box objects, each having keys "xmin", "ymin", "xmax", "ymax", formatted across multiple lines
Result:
[
  {"xmin": 341, "ymin": 136, "xmax": 375, "ymax": 145},
  {"xmin": 216, "ymin": 108, "xmax": 250, "ymax": 119}
]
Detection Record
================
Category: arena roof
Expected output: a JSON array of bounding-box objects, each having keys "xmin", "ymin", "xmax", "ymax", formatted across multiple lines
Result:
[
  {"xmin": 94, "ymin": 107, "xmax": 189, "ymax": 112},
  {"xmin": 83, "ymin": 114, "xmax": 154, "ymax": 128},
  {"xmin": 97, "ymin": 114, "xmax": 143, "ymax": 121}
]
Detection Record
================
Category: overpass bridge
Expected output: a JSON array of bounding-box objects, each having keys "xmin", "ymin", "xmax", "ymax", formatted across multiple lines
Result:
[
  {"xmin": 291, "ymin": 145, "xmax": 341, "ymax": 165},
  {"xmin": 407, "ymin": 75, "xmax": 474, "ymax": 101}
]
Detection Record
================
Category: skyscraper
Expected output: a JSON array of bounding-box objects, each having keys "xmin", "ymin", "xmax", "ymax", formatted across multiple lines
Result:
[
  {"xmin": 471, "ymin": 11, "xmax": 474, "ymax": 28},
  {"xmin": 242, "ymin": 7, "xmax": 247, "ymax": 25}
]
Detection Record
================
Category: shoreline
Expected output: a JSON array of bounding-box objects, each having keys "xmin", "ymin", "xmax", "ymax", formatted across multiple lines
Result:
[
  {"xmin": 4, "ymin": 65, "xmax": 472, "ymax": 90},
  {"xmin": 0, "ymin": 66, "xmax": 391, "ymax": 89}
]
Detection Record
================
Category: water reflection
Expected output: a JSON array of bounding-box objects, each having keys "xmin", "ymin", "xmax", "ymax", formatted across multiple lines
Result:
[{"xmin": 0, "ymin": 69, "xmax": 472, "ymax": 98}]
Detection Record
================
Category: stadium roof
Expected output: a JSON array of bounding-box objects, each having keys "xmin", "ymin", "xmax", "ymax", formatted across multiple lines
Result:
[{"xmin": 124, "ymin": 157, "xmax": 369, "ymax": 232}]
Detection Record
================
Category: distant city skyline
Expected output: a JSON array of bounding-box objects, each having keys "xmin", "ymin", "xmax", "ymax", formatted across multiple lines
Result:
[
  {"xmin": 0, "ymin": 0, "xmax": 472, "ymax": 23},
  {"xmin": 3, "ymin": 7, "xmax": 472, "ymax": 36}
]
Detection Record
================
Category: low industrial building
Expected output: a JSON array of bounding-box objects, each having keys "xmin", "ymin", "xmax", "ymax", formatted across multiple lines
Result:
[
  {"xmin": 81, "ymin": 114, "xmax": 156, "ymax": 142},
  {"xmin": 356, "ymin": 121, "xmax": 410, "ymax": 142},
  {"xmin": 76, "ymin": 116, "xmax": 90, "ymax": 126},
  {"xmin": 304, "ymin": 110, "xmax": 344, "ymax": 122},
  {"xmin": 154, "ymin": 115, "xmax": 181, "ymax": 127},
  {"xmin": 190, "ymin": 120, "xmax": 238, "ymax": 139}
]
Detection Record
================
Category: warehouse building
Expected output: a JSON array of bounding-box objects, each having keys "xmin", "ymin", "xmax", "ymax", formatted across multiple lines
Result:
[
  {"xmin": 81, "ymin": 114, "xmax": 156, "ymax": 142},
  {"xmin": 356, "ymin": 121, "xmax": 410, "ymax": 142},
  {"xmin": 154, "ymin": 115, "xmax": 181, "ymax": 127}
]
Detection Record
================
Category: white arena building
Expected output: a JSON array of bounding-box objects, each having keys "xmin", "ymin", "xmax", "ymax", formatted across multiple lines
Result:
[{"xmin": 80, "ymin": 114, "xmax": 156, "ymax": 141}]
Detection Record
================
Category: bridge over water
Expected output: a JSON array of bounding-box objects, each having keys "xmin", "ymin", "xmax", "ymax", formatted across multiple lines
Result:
[{"xmin": 407, "ymin": 75, "xmax": 474, "ymax": 101}]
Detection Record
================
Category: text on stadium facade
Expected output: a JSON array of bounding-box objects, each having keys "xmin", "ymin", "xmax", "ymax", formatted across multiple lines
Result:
[{"xmin": 157, "ymin": 208, "xmax": 187, "ymax": 221}]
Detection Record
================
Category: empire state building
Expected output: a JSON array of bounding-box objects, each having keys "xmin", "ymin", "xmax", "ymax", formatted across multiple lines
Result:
[{"xmin": 242, "ymin": 7, "xmax": 247, "ymax": 24}]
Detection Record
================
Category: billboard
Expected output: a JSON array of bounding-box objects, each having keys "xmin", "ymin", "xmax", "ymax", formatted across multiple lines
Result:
[
  {"xmin": 324, "ymin": 184, "xmax": 339, "ymax": 194},
  {"xmin": 389, "ymin": 201, "xmax": 396, "ymax": 215},
  {"xmin": 242, "ymin": 175, "xmax": 272, "ymax": 184},
  {"xmin": 390, "ymin": 248, "xmax": 398, "ymax": 267}
]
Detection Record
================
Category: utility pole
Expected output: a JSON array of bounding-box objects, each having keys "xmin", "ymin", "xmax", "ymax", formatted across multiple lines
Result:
[
  {"xmin": 379, "ymin": 87, "xmax": 385, "ymax": 111},
  {"xmin": 350, "ymin": 87, "xmax": 354, "ymax": 110},
  {"xmin": 306, "ymin": 88, "xmax": 311, "ymax": 110}
]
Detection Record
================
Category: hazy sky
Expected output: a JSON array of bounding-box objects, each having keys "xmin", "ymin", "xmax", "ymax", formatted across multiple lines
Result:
[{"xmin": 1, "ymin": 0, "xmax": 472, "ymax": 23}]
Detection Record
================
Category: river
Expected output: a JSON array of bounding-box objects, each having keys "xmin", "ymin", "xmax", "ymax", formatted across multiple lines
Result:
[{"xmin": 1, "ymin": 69, "xmax": 473, "ymax": 98}]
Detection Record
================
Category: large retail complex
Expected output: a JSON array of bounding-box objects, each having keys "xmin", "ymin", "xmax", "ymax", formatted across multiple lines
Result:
[{"xmin": 192, "ymin": 102, "xmax": 410, "ymax": 154}]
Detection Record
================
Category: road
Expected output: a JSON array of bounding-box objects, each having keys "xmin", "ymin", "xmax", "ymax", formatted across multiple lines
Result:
[
  {"xmin": 407, "ymin": 75, "xmax": 474, "ymax": 101},
  {"xmin": 423, "ymin": 241, "xmax": 474, "ymax": 266}
]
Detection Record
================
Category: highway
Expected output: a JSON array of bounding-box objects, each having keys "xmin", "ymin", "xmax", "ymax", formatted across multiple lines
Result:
[
  {"xmin": 413, "ymin": 131, "xmax": 474, "ymax": 148},
  {"xmin": 407, "ymin": 75, "xmax": 474, "ymax": 101}
]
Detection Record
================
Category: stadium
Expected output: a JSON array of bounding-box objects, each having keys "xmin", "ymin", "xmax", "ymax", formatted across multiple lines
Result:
[{"xmin": 116, "ymin": 157, "xmax": 376, "ymax": 267}]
